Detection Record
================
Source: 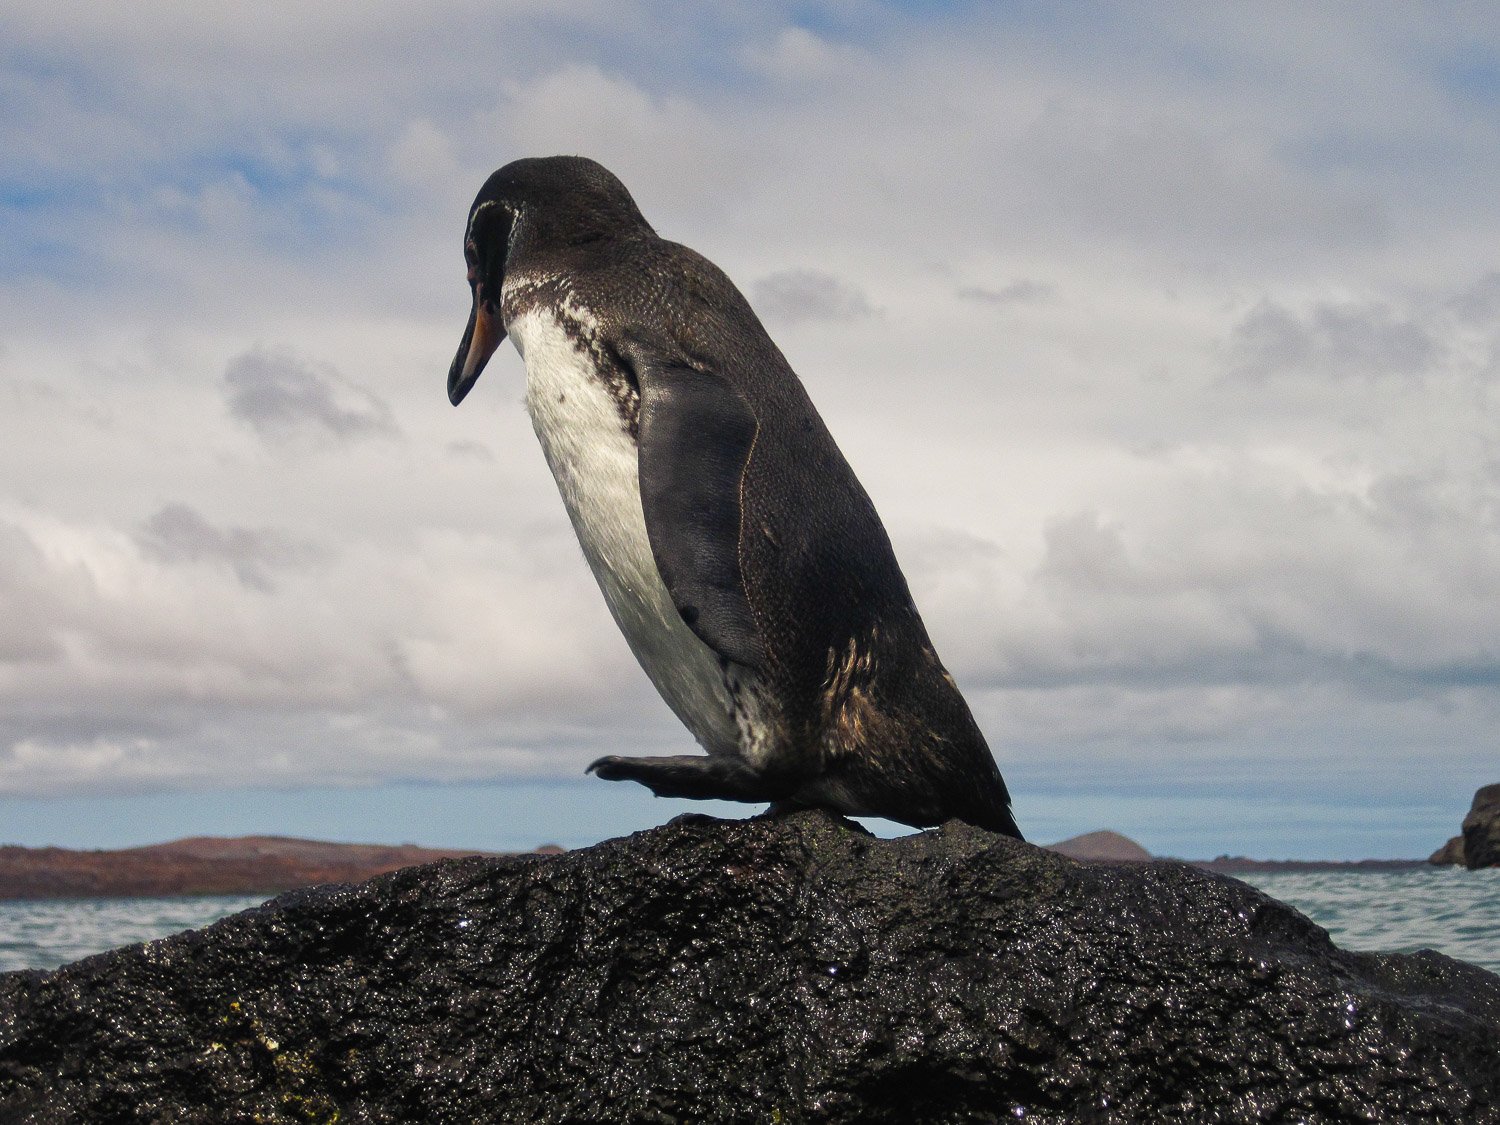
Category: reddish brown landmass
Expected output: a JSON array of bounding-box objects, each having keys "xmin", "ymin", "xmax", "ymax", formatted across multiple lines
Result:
[
  {"xmin": 1190, "ymin": 856, "xmax": 1427, "ymax": 874},
  {"xmin": 2, "ymin": 826, "xmax": 1434, "ymax": 900},
  {"xmin": 1044, "ymin": 829, "xmax": 1425, "ymax": 872},
  {"xmin": 1045, "ymin": 829, "xmax": 1153, "ymax": 862},
  {"xmin": 0, "ymin": 836, "xmax": 564, "ymax": 900}
]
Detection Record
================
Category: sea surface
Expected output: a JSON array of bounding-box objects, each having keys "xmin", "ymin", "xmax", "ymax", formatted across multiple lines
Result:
[
  {"xmin": 0, "ymin": 867, "xmax": 1495, "ymax": 976},
  {"xmin": 1236, "ymin": 865, "xmax": 1499, "ymax": 975},
  {"xmin": 0, "ymin": 894, "xmax": 268, "ymax": 974}
]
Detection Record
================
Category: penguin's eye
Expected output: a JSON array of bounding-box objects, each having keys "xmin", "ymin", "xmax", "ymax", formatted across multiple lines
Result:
[{"xmin": 465, "ymin": 242, "xmax": 479, "ymax": 285}]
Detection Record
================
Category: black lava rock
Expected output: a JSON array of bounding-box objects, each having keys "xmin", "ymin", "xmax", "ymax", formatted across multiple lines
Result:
[
  {"xmin": 1463, "ymin": 783, "xmax": 1500, "ymax": 869},
  {"xmin": 1, "ymin": 810, "xmax": 1497, "ymax": 1123},
  {"xmin": 1429, "ymin": 834, "xmax": 1466, "ymax": 866}
]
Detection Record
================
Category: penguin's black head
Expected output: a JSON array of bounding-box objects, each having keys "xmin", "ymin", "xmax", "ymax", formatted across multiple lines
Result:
[{"xmin": 447, "ymin": 156, "xmax": 651, "ymax": 406}]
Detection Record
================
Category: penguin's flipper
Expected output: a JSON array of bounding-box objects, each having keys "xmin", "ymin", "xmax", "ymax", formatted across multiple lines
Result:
[
  {"xmin": 635, "ymin": 360, "xmax": 767, "ymax": 670},
  {"xmin": 587, "ymin": 754, "xmax": 779, "ymax": 802}
]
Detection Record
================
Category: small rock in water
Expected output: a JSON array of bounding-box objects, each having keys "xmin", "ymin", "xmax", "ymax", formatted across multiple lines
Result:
[
  {"xmin": 1462, "ymin": 783, "xmax": 1500, "ymax": 869},
  {"xmin": 1430, "ymin": 834, "xmax": 1467, "ymax": 866}
]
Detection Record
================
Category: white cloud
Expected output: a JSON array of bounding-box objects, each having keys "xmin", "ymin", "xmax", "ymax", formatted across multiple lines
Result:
[
  {"xmin": 4, "ymin": 1, "xmax": 1500, "ymax": 817},
  {"xmin": 958, "ymin": 280, "xmax": 1053, "ymax": 306},
  {"xmin": 135, "ymin": 503, "xmax": 323, "ymax": 593},
  {"xmin": 737, "ymin": 26, "xmax": 867, "ymax": 84},
  {"xmin": 224, "ymin": 347, "xmax": 400, "ymax": 445},
  {"xmin": 1226, "ymin": 298, "xmax": 1442, "ymax": 382},
  {"xmin": 751, "ymin": 269, "xmax": 876, "ymax": 325}
]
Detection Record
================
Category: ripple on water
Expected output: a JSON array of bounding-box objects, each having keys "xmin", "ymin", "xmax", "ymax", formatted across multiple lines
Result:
[
  {"xmin": 1239, "ymin": 866, "xmax": 1499, "ymax": 975},
  {"xmin": 0, "ymin": 895, "xmax": 269, "ymax": 973}
]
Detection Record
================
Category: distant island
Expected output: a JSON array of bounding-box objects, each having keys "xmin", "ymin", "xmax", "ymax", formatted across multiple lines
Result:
[
  {"xmin": 1428, "ymin": 783, "xmax": 1500, "ymax": 869},
  {"xmin": 0, "ymin": 828, "xmax": 1443, "ymax": 900},
  {"xmin": 1043, "ymin": 830, "xmax": 1427, "ymax": 874},
  {"xmin": 0, "ymin": 836, "xmax": 559, "ymax": 900},
  {"xmin": 1186, "ymin": 855, "xmax": 1429, "ymax": 874},
  {"xmin": 1043, "ymin": 829, "xmax": 1153, "ymax": 862}
]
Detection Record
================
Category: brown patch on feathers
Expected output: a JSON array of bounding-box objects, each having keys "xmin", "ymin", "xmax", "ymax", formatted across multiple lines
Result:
[{"xmin": 819, "ymin": 632, "xmax": 904, "ymax": 762}]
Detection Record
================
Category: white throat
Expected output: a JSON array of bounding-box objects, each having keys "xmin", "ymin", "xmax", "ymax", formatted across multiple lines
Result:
[{"xmin": 507, "ymin": 305, "xmax": 743, "ymax": 757}]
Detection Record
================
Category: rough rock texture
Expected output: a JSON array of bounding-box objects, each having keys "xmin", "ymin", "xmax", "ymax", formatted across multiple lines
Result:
[
  {"xmin": 1, "ymin": 810, "xmax": 1497, "ymax": 1124},
  {"xmin": 1462, "ymin": 783, "xmax": 1500, "ymax": 869}
]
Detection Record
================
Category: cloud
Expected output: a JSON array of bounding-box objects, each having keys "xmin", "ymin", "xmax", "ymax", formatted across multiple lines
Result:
[
  {"xmin": 224, "ymin": 347, "xmax": 399, "ymax": 445},
  {"xmin": 751, "ymin": 269, "xmax": 876, "ymax": 325},
  {"xmin": 957, "ymin": 280, "xmax": 1053, "ymax": 306},
  {"xmin": 5, "ymin": 2, "xmax": 1500, "ymax": 822},
  {"xmin": 736, "ymin": 27, "xmax": 866, "ymax": 84},
  {"xmin": 0, "ymin": 503, "xmax": 677, "ymax": 797},
  {"xmin": 444, "ymin": 439, "xmax": 493, "ymax": 461},
  {"xmin": 989, "ymin": 461, "xmax": 1500, "ymax": 695},
  {"xmin": 0, "ymin": 521, "xmax": 84, "ymax": 662},
  {"xmin": 135, "ymin": 503, "xmax": 322, "ymax": 593},
  {"xmin": 1226, "ymin": 298, "xmax": 1442, "ymax": 382},
  {"xmin": 1014, "ymin": 98, "xmax": 1389, "ymax": 259},
  {"xmin": 1445, "ymin": 271, "xmax": 1500, "ymax": 324}
]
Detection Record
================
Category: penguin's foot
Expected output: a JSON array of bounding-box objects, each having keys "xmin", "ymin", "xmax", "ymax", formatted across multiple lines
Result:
[
  {"xmin": 762, "ymin": 799, "xmax": 804, "ymax": 818},
  {"xmin": 586, "ymin": 754, "xmax": 778, "ymax": 803}
]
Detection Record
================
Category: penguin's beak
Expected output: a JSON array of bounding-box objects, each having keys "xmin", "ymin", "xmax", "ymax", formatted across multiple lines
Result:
[{"xmin": 448, "ymin": 291, "xmax": 505, "ymax": 406}]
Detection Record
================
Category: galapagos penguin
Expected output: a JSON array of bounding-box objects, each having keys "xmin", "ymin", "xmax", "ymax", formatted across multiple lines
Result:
[{"xmin": 448, "ymin": 155, "xmax": 1021, "ymax": 839}]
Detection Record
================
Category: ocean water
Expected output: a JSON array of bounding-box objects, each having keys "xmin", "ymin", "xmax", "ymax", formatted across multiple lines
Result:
[
  {"xmin": 0, "ymin": 894, "xmax": 268, "ymax": 974},
  {"xmin": 1236, "ymin": 865, "xmax": 1499, "ymax": 975},
  {"xmin": 0, "ymin": 868, "xmax": 1495, "ymax": 976}
]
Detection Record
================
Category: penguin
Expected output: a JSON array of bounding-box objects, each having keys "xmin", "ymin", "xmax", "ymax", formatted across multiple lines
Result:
[{"xmin": 448, "ymin": 156, "xmax": 1021, "ymax": 839}]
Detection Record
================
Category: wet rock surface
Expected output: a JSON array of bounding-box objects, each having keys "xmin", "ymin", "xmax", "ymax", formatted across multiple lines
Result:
[{"xmin": 1, "ymin": 809, "xmax": 1497, "ymax": 1124}]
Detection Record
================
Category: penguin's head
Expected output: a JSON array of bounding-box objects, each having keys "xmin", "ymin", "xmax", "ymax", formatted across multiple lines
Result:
[
  {"xmin": 447, "ymin": 191, "xmax": 512, "ymax": 407},
  {"xmin": 447, "ymin": 156, "xmax": 650, "ymax": 406}
]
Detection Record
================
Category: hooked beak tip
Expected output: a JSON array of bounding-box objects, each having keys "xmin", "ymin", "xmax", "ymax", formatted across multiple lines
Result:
[
  {"xmin": 448, "ymin": 297, "xmax": 503, "ymax": 406},
  {"xmin": 448, "ymin": 365, "xmax": 475, "ymax": 406}
]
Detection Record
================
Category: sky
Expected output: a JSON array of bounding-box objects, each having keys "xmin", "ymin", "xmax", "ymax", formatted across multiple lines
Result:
[{"xmin": 2, "ymin": 2, "xmax": 1498, "ymax": 859}]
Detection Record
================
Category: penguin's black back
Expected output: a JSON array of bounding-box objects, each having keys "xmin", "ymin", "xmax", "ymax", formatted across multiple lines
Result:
[{"xmin": 492, "ymin": 159, "xmax": 1019, "ymax": 837}]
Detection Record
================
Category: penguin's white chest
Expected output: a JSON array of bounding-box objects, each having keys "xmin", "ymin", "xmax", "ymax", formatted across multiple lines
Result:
[{"xmin": 508, "ymin": 305, "xmax": 741, "ymax": 756}]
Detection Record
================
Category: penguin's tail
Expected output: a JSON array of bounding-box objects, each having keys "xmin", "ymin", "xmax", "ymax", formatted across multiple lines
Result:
[{"xmin": 986, "ymin": 805, "xmax": 1024, "ymax": 842}]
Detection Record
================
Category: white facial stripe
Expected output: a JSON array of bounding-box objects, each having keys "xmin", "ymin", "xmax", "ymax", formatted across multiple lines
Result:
[
  {"xmin": 465, "ymin": 199, "xmax": 497, "ymax": 245},
  {"xmin": 506, "ymin": 202, "xmax": 522, "ymax": 254}
]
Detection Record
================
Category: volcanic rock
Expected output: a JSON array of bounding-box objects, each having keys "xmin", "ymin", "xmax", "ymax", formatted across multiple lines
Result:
[
  {"xmin": 1430, "ymin": 835, "xmax": 1467, "ymax": 866},
  {"xmin": 1462, "ymin": 783, "xmax": 1500, "ymax": 869},
  {"xmin": 1, "ymin": 810, "xmax": 1497, "ymax": 1123}
]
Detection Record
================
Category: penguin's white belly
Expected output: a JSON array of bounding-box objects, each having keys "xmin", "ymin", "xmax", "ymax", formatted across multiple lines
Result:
[{"xmin": 509, "ymin": 306, "xmax": 742, "ymax": 757}]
